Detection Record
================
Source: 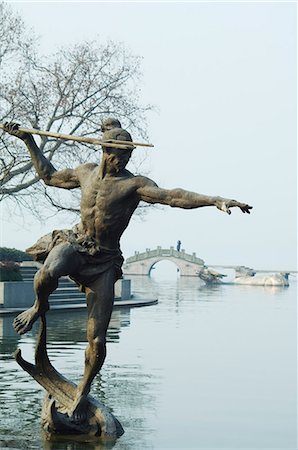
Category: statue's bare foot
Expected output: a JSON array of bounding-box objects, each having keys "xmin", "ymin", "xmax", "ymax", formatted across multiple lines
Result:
[
  {"xmin": 13, "ymin": 306, "xmax": 41, "ymax": 335},
  {"xmin": 69, "ymin": 393, "xmax": 89, "ymax": 424}
]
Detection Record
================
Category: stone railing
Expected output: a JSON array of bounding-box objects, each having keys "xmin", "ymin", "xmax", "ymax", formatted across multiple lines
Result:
[{"xmin": 125, "ymin": 246, "xmax": 204, "ymax": 265}]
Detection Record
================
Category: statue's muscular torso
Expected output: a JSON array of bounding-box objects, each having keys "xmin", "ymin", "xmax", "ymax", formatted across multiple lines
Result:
[{"xmin": 75, "ymin": 164, "xmax": 144, "ymax": 250}]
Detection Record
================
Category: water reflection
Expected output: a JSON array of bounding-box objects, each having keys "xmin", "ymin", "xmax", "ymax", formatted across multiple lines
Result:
[
  {"xmin": 0, "ymin": 278, "xmax": 296, "ymax": 449},
  {"xmin": 0, "ymin": 318, "xmax": 20, "ymax": 359},
  {"xmin": 43, "ymin": 434, "xmax": 117, "ymax": 450},
  {"xmin": 0, "ymin": 308, "xmax": 131, "ymax": 342},
  {"xmin": 45, "ymin": 308, "xmax": 131, "ymax": 344}
]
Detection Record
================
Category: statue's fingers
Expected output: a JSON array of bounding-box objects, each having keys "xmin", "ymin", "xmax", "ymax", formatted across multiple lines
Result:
[
  {"xmin": 12, "ymin": 122, "xmax": 20, "ymax": 131},
  {"xmin": 221, "ymin": 202, "xmax": 232, "ymax": 214},
  {"xmin": 2, "ymin": 122, "xmax": 9, "ymax": 132},
  {"xmin": 241, "ymin": 205, "xmax": 251, "ymax": 214},
  {"xmin": 3, "ymin": 121, "xmax": 18, "ymax": 133}
]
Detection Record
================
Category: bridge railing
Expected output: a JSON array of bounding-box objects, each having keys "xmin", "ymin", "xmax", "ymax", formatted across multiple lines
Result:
[{"xmin": 125, "ymin": 247, "xmax": 204, "ymax": 265}]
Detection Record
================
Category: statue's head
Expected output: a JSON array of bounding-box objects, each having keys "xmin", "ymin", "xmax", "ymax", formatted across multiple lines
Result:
[
  {"xmin": 101, "ymin": 117, "xmax": 122, "ymax": 132},
  {"xmin": 101, "ymin": 127, "xmax": 134, "ymax": 175},
  {"xmin": 102, "ymin": 127, "xmax": 135, "ymax": 150}
]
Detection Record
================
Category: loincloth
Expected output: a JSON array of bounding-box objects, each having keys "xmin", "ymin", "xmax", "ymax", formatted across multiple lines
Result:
[{"xmin": 26, "ymin": 227, "xmax": 124, "ymax": 289}]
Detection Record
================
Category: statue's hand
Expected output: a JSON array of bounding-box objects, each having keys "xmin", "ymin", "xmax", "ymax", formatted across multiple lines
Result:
[
  {"xmin": 215, "ymin": 198, "xmax": 253, "ymax": 215},
  {"xmin": 3, "ymin": 122, "xmax": 32, "ymax": 141}
]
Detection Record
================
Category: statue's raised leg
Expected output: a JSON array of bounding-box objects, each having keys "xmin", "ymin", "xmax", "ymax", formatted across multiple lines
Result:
[{"xmin": 13, "ymin": 242, "xmax": 82, "ymax": 335}]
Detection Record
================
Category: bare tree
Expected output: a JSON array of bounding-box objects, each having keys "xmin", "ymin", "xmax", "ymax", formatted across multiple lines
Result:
[
  {"xmin": 0, "ymin": 2, "xmax": 35, "ymax": 65},
  {"xmin": 0, "ymin": 3, "xmax": 153, "ymax": 219}
]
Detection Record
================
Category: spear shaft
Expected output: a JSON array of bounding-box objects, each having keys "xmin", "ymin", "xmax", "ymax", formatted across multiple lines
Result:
[{"xmin": 0, "ymin": 124, "xmax": 154, "ymax": 149}]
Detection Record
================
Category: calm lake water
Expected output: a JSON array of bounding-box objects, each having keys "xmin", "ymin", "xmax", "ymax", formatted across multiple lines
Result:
[{"xmin": 0, "ymin": 273, "xmax": 296, "ymax": 450}]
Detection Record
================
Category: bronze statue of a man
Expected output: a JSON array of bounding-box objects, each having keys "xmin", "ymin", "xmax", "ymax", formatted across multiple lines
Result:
[{"xmin": 3, "ymin": 121, "xmax": 252, "ymax": 424}]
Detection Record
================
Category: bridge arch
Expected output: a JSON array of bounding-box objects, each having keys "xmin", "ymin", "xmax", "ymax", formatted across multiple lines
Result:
[
  {"xmin": 147, "ymin": 257, "xmax": 187, "ymax": 276},
  {"xmin": 123, "ymin": 247, "xmax": 204, "ymax": 277}
]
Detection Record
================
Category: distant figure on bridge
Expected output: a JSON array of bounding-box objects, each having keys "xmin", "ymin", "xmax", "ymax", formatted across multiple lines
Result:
[{"xmin": 176, "ymin": 240, "xmax": 181, "ymax": 252}]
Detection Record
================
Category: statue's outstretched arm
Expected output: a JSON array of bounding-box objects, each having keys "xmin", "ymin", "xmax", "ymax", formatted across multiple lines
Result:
[
  {"xmin": 137, "ymin": 183, "xmax": 252, "ymax": 215},
  {"xmin": 3, "ymin": 122, "xmax": 80, "ymax": 189}
]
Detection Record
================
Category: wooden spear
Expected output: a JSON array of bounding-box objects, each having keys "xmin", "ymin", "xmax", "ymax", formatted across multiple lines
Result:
[{"xmin": 0, "ymin": 124, "xmax": 154, "ymax": 149}]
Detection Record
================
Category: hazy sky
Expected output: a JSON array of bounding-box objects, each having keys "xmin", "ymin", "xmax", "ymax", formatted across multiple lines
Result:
[{"xmin": 1, "ymin": 1, "xmax": 297, "ymax": 270}]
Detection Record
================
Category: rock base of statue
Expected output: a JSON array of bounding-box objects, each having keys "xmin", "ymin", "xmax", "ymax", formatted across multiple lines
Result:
[
  {"xmin": 14, "ymin": 315, "xmax": 124, "ymax": 440},
  {"xmin": 41, "ymin": 393, "xmax": 124, "ymax": 438}
]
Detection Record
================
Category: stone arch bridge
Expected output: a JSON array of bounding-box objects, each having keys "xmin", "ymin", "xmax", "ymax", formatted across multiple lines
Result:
[{"xmin": 123, "ymin": 246, "xmax": 204, "ymax": 277}]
